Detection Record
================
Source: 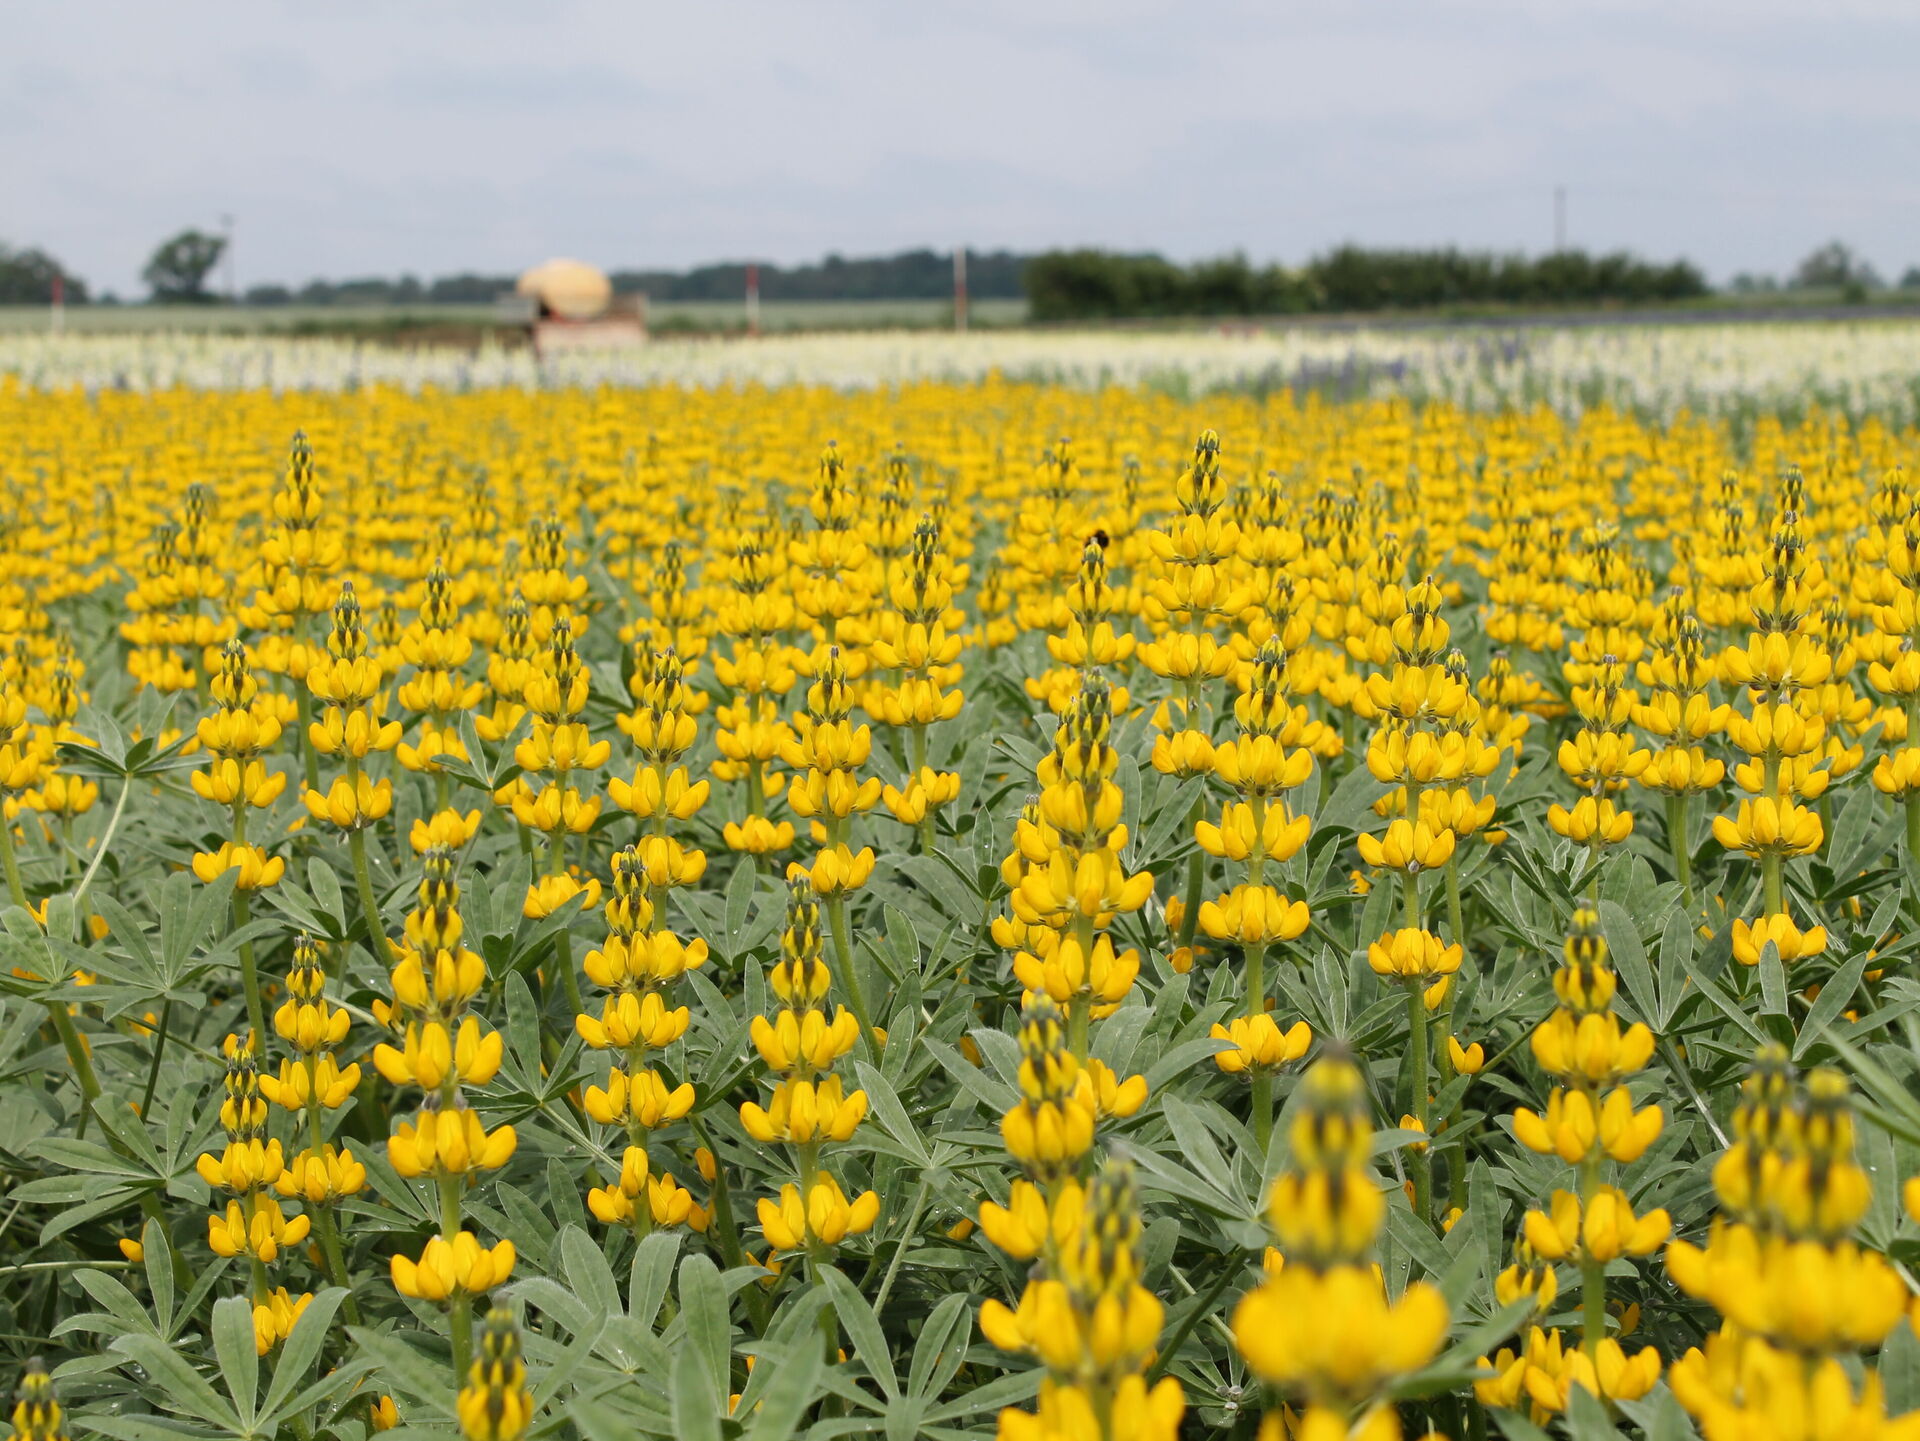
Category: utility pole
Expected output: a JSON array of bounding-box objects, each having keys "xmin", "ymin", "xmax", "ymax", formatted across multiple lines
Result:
[
  {"xmin": 953, "ymin": 246, "xmax": 968, "ymax": 332},
  {"xmin": 221, "ymin": 213, "xmax": 236, "ymax": 301},
  {"xmin": 1553, "ymin": 186, "xmax": 1566, "ymax": 253}
]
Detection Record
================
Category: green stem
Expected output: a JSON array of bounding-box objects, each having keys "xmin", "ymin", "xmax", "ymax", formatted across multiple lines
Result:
[
  {"xmin": 1443, "ymin": 854, "xmax": 1465, "ymax": 946},
  {"xmin": 688, "ymin": 1115, "xmax": 750, "ymax": 1269},
  {"xmin": 871, "ymin": 1174, "xmax": 928, "ymax": 1318},
  {"xmin": 69, "ymin": 777, "xmax": 129, "ymax": 922},
  {"xmin": 910, "ymin": 722, "xmax": 935, "ymax": 855},
  {"xmin": 1762, "ymin": 852, "xmax": 1784, "ymax": 918},
  {"xmin": 1665, "ymin": 792, "xmax": 1695, "ymax": 915},
  {"xmin": 1404, "ymin": 977, "xmax": 1432, "ymax": 1228},
  {"xmin": 139, "ymin": 1000, "xmax": 173, "ymax": 1120},
  {"xmin": 45, "ymin": 1002, "xmax": 102, "ymax": 1138},
  {"xmin": 1246, "ymin": 940, "xmax": 1272, "ymax": 1153},
  {"xmin": 1144, "ymin": 1262, "xmax": 1242, "ymax": 1384},
  {"xmin": 826, "ymin": 894, "xmax": 878, "ymax": 1059},
  {"xmin": 438, "ymin": 1175, "xmax": 472, "ymax": 1382},
  {"xmin": 555, "ymin": 920, "xmax": 583, "ymax": 1019},
  {"xmin": 0, "ymin": 808, "xmax": 30, "ymax": 911},
  {"xmin": 1174, "ymin": 794, "xmax": 1207, "ymax": 950},
  {"xmin": 233, "ymin": 890, "xmax": 266, "ymax": 1048},
  {"xmin": 229, "ymin": 801, "xmax": 266, "ymax": 1046},
  {"xmin": 314, "ymin": 1208, "xmax": 363, "ymax": 1326},
  {"xmin": 294, "ymin": 615, "xmax": 321, "ymax": 794},
  {"xmin": 5, "ymin": 818, "xmax": 107, "ymax": 1137},
  {"xmin": 1581, "ymin": 1250, "xmax": 1608, "ymax": 1358},
  {"xmin": 348, "ymin": 828, "xmax": 387, "ymax": 964}
]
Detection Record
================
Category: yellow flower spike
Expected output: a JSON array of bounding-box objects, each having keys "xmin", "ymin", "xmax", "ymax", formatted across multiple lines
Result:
[
  {"xmin": 190, "ymin": 842, "xmax": 286, "ymax": 891},
  {"xmin": 1356, "ymin": 817, "xmax": 1456, "ymax": 873},
  {"xmin": 647, "ymin": 1172, "xmax": 707, "ymax": 1231},
  {"xmin": 373, "ymin": 1018, "xmax": 502, "ymax": 1091},
  {"xmin": 1073, "ymin": 1057, "xmax": 1149, "ymax": 1118},
  {"xmin": 207, "ymin": 1196, "xmax": 309, "ymax": 1262},
  {"xmin": 390, "ymin": 1232, "xmax": 516, "ymax": 1301},
  {"xmin": 410, "ymin": 808, "xmax": 483, "ymax": 853},
  {"xmin": 1495, "ymin": 1237, "xmax": 1559, "ymax": 1315},
  {"xmin": 457, "ymin": 1308, "xmax": 532, "ymax": 1441},
  {"xmin": 793, "ymin": 843, "xmax": 876, "ymax": 897},
  {"xmin": 275, "ymin": 1143, "xmax": 367, "ymax": 1203},
  {"xmin": 1524, "ymin": 1187, "xmax": 1669, "ymax": 1264},
  {"xmin": 1546, "ymin": 795, "xmax": 1635, "ymax": 846},
  {"xmin": 1233, "ymin": 1264, "xmax": 1448, "ymax": 1400},
  {"xmin": 1149, "ymin": 728, "xmax": 1215, "ymax": 778},
  {"xmin": 1529, "ymin": 1010, "xmax": 1656, "ymax": 1085},
  {"xmin": 1731, "ymin": 911, "xmax": 1829, "ymax": 967},
  {"xmin": 1196, "ymin": 884, "xmax": 1310, "ymax": 945},
  {"xmin": 195, "ymin": 1137, "xmax": 287, "ymax": 1193},
  {"xmin": 1366, "ymin": 927, "xmax": 1462, "ymax": 979},
  {"xmin": 386, "ymin": 1109, "xmax": 518, "ymax": 1179},
  {"xmin": 738, "ymin": 1075, "xmax": 869, "ymax": 1145},
  {"xmin": 749, "ymin": 1006, "xmax": 860, "ymax": 1073},
  {"xmin": 250, "ymin": 1288, "xmax": 313, "ymax": 1357},
  {"xmin": 575, "ymin": 991, "xmax": 691, "ymax": 1052},
  {"xmin": 721, "ymin": 815, "xmax": 796, "ymax": 854},
  {"xmin": 607, "ymin": 765, "xmax": 711, "ymax": 821},
  {"xmin": 521, "ymin": 872, "xmax": 600, "ymax": 919},
  {"xmin": 977, "ymin": 1178, "xmax": 1060, "ymax": 1261},
  {"xmin": 189, "ymin": 757, "xmax": 285, "ymax": 809},
  {"xmin": 1710, "ymin": 797, "xmax": 1824, "ymax": 858},
  {"xmin": 1209, "ymin": 1013, "xmax": 1313, "ymax": 1074},
  {"xmin": 300, "ymin": 773, "xmax": 393, "ymax": 832},
  {"xmin": 582, "ymin": 1066, "xmax": 695, "ymax": 1128}
]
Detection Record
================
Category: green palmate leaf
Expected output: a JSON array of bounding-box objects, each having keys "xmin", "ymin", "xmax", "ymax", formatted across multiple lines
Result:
[
  {"xmin": 1883, "ymin": 1319, "xmax": 1920, "ymax": 1417},
  {"xmin": 675, "ymin": 1252, "xmax": 731, "ymax": 1409},
  {"xmin": 822, "ymin": 1263, "xmax": 899, "ymax": 1399},
  {"xmin": 1795, "ymin": 949, "xmax": 1871, "ymax": 1062},
  {"xmin": 1565, "ymin": 1384, "xmax": 1626, "ymax": 1440},
  {"xmin": 142, "ymin": 1214, "xmax": 176, "ymax": 1333},
  {"xmin": 741, "ymin": 1338, "xmax": 826, "ymax": 1441},
  {"xmin": 906, "ymin": 1291, "xmax": 973, "ymax": 1401},
  {"xmin": 259, "ymin": 1287, "xmax": 346, "ymax": 1422},
  {"xmin": 560, "ymin": 1223, "xmax": 622, "ymax": 1320},
  {"xmin": 670, "ymin": 1340, "xmax": 724, "ymax": 1441},
  {"xmin": 853, "ymin": 1060, "xmax": 934, "ymax": 1168},
  {"xmin": 1157, "ymin": 1095, "xmax": 1238, "ymax": 1198},
  {"xmin": 109, "ymin": 1333, "xmax": 240, "ymax": 1432},
  {"xmin": 629, "ymin": 1229, "xmax": 683, "ymax": 1327},
  {"xmin": 1599, "ymin": 899, "xmax": 1659, "ymax": 1026}
]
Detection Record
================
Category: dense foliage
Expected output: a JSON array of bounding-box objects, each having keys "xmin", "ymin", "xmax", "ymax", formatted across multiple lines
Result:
[
  {"xmin": 1, "ymin": 373, "xmax": 1920, "ymax": 1441},
  {"xmin": 238, "ymin": 250, "xmax": 1028, "ymax": 308},
  {"xmin": 1023, "ymin": 248, "xmax": 1709, "ymax": 322},
  {"xmin": 0, "ymin": 246, "xmax": 88, "ymax": 306}
]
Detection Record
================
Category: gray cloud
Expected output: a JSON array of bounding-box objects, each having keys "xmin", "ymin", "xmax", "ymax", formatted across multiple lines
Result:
[{"xmin": 7, "ymin": 0, "xmax": 1919, "ymax": 293}]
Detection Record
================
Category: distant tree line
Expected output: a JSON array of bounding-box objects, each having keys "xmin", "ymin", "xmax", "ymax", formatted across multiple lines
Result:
[
  {"xmin": 11, "ymin": 233, "xmax": 1920, "ymax": 313},
  {"xmin": 0, "ymin": 244, "xmax": 88, "ymax": 304},
  {"xmin": 239, "ymin": 248, "xmax": 1028, "ymax": 306},
  {"xmin": 1024, "ymin": 246, "xmax": 1713, "ymax": 321}
]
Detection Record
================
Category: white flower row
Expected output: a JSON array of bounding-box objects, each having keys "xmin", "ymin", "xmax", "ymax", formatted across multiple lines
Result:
[{"xmin": 3, "ymin": 322, "xmax": 1919, "ymax": 418}]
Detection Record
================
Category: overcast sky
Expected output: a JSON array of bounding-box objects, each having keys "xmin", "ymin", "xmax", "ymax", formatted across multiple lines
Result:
[{"xmin": 9, "ymin": 0, "xmax": 1920, "ymax": 295}]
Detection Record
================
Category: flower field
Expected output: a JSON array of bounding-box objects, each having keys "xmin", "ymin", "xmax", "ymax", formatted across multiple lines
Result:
[
  {"xmin": 3, "ymin": 357, "xmax": 1920, "ymax": 1441},
  {"xmin": 10, "ymin": 318, "xmax": 1920, "ymax": 421}
]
